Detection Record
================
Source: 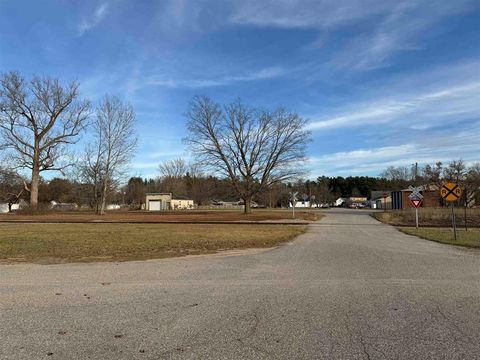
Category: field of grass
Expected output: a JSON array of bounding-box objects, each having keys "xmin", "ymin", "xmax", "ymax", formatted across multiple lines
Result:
[
  {"xmin": 374, "ymin": 207, "xmax": 480, "ymax": 227},
  {"xmin": 0, "ymin": 223, "xmax": 306, "ymax": 264},
  {"xmin": 399, "ymin": 227, "xmax": 480, "ymax": 248},
  {"xmin": 0, "ymin": 209, "xmax": 321, "ymax": 223}
]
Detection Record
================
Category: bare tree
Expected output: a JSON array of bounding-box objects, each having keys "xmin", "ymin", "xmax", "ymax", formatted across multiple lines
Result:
[
  {"xmin": 79, "ymin": 134, "xmax": 104, "ymax": 212},
  {"xmin": 464, "ymin": 162, "xmax": 480, "ymax": 207},
  {"xmin": 157, "ymin": 158, "xmax": 205, "ymax": 197},
  {"xmin": 443, "ymin": 159, "xmax": 467, "ymax": 183},
  {"xmin": 422, "ymin": 162, "xmax": 443, "ymax": 185},
  {"xmin": 184, "ymin": 96, "xmax": 310, "ymax": 213},
  {"xmin": 159, "ymin": 158, "xmax": 188, "ymax": 178},
  {"xmin": 82, "ymin": 96, "xmax": 137, "ymax": 214},
  {"xmin": 380, "ymin": 166, "xmax": 412, "ymax": 182},
  {"xmin": 0, "ymin": 71, "xmax": 91, "ymax": 208}
]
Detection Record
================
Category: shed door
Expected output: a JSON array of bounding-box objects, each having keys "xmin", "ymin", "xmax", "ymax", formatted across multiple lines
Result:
[{"xmin": 149, "ymin": 200, "xmax": 161, "ymax": 211}]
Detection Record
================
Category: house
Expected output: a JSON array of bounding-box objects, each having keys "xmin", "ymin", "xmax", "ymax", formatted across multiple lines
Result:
[
  {"xmin": 171, "ymin": 198, "xmax": 194, "ymax": 210},
  {"xmin": 106, "ymin": 204, "xmax": 121, "ymax": 210},
  {"xmin": 372, "ymin": 195, "xmax": 392, "ymax": 210},
  {"xmin": 50, "ymin": 200, "xmax": 78, "ymax": 210},
  {"xmin": 211, "ymin": 200, "xmax": 242, "ymax": 208},
  {"xmin": 370, "ymin": 191, "xmax": 392, "ymax": 209},
  {"xmin": 211, "ymin": 199, "xmax": 259, "ymax": 208},
  {"xmin": 145, "ymin": 193, "xmax": 195, "ymax": 211},
  {"xmin": 346, "ymin": 196, "xmax": 367, "ymax": 203},
  {"xmin": 289, "ymin": 200, "xmax": 311, "ymax": 208},
  {"xmin": 0, "ymin": 200, "xmax": 26, "ymax": 213}
]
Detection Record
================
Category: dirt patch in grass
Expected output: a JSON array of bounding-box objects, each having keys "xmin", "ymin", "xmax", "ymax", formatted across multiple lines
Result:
[
  {"xmin": 374, "ymin": 208, "xmax": 480, "ymax": 227},
  {"xmin": 398, "ymin": 227, "xmax": 480, "ymax": 248},
  {"xmin": 0, "ymin": 210, "xmax": 321, "ymax": 223},
  {"xmin": 0, "ymin": 223, "xmax": 307, "ymax": 264}
]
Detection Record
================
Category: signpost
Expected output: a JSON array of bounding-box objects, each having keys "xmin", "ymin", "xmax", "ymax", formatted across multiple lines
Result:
[
  {"xmin": 440, "ymin": 182, "xmax": 463, "ymax": 241},
  {"xmin": 408, "ymin": 185, "xmax": 424, "ymax": 229},
  {"xmin": 289, "ymin": 191, "xmax": 298, "ymax": 219}
]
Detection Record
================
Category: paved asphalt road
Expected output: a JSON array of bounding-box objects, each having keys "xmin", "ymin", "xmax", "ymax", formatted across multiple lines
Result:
[{"xmin": 1, "ymin": 209, "xmax": 480, "ymax": 359}]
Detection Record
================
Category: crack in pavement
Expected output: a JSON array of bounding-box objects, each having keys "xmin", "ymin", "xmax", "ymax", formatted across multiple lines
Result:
[{"xmin": 234, "ymin": 305, "xmax": 275, "ymax": 358}]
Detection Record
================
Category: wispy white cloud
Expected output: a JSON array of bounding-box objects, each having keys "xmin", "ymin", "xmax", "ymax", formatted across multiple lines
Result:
[
  {"xmin": 77, "ymin": 2, "xmax": 109, "ymax": 36},
  {"xmin": 131, "ymin": 161, "xmax": 160, "ymax": 170},
  {"xmin": 310, "ymin": 144, "xmax": 419, "ymax": 174},
  {"xmin": 331, "ymin": 0, "xmax": 478, "ymax": 70},
  {"xmin": 146, "ymin": 66, "xmax": 286, "ymax": 88},
  {"xmin": 146, "ymin": 150, "xmax": 186, "ymax": 159},
  {"xmin": 308, "ymin": 135, "xmax": 480, "ymax": 177},
  {"xmin": 307, "ymin": 81, "xmax": 480, "ymax": 131},
  {"xmin": 230, "ymin": 0, "xmax": 390, "ymax": 29},
  {"xmin": 226, "ymin": 0, "xmax": 479, "ymax": 70},
  {"xmin": 305, "ymin": 59, "xmax": 480, "ymax": 176}
]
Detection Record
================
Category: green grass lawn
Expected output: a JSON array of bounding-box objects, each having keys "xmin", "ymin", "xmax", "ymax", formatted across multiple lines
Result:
[
  {"xmin": 399, "ymin": 227, "xmax": 480, "ymax": 248},
  {"xmin": 0, "ymin": 223, "xmax": 306, "ymax": 264}
]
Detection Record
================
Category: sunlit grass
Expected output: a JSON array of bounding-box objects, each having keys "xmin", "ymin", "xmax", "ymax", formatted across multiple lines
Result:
[
  {"xmin": 399, "ymin": 227, "xmax": 480, "ymax": 248},
  {"xmin": 0, "ymin": 223, "xmax": 306, "ymax": 264}
]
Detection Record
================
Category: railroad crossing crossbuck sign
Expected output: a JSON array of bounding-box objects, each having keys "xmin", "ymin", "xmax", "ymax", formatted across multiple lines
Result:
[
  {"xmin": 440, "ymin": 182, "xmax": 462, "ymax": 202},
  {"xmin": 408, "ymin": 185, "xmax": 424, "ymax": 207},
  {"xmin": 408, "ymin": 185, "xmax": 424, "ymax": 200},
  {"xmin": 408, "ymin": 185, "xmax": 424, "ymax": 228}
]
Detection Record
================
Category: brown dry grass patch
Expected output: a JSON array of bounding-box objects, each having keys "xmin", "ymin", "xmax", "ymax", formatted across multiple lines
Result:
[
  {"xmin": 0, "ymin": 223, "xmax": 306, "ymax": 264},
  {"xmin": 0, "ymin": 209, "xmax": 321, "ymax": 223},
  {"xmin": 374, "ymin": 208, "xmax": 480, "ymax": 227}
]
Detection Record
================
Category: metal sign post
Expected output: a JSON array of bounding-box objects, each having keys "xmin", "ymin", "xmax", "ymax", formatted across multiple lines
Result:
[
  {"xmin": 440, "ymin": 182, "xmax": 463, "ymax": 241},
  {"xmin": 408, "ymin": 186, "xmax": 424, "ymax": 229},
  {"xmin": 410, "ymin": 197, "xmax": 422, "ymax": 229},
  {"xmin": 416, "ymin": 207, "xmax": 419, "ymax": 229},
  {"xmin": 289, "ymin": 192, "xmax": 298, "ymax": 219},
  {"xmin": 453, "ymin": 200, "xmax": 458, "ymax": 241}
]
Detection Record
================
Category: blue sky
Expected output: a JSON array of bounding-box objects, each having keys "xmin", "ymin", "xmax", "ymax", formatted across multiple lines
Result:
[{"xmin": 1, "ymin": 0, "xmax": 479, "ymax": 179}]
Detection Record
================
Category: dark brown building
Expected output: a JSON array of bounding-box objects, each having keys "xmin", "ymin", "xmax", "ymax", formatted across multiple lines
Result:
[{"xmin": 400, "ymin": 185, "xmax": 442, "ymax": 209}]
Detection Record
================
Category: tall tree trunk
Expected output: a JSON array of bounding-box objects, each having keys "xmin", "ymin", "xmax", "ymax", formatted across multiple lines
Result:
[
  {"xmin": 30, "ymin": 145, "xmax": 40, "ymax": 209},
  {"xmin": 93, "ymin": 183, "xmax": 100, "ymax": 214},
  {"xmin": 30, "ymin": 167, "xmax": 39, "ymax": 209},
  {"xmin": 244, "ymin": 196, "xmax": 252, "ymax": 214},
  {"xmin": 100, "ymin": 178, "xmax": 108, "ymax": 215}
]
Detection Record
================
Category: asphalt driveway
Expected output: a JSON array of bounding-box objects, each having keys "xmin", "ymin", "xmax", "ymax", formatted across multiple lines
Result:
[{"xmin": 1, "ymin": 209, "xmax": 479, "ymax": 359}]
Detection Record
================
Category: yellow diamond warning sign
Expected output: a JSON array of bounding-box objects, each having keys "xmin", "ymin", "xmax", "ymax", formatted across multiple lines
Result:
[{"xmin": 440, "ymin": 182, "xmax": 462, "ymax": 202}]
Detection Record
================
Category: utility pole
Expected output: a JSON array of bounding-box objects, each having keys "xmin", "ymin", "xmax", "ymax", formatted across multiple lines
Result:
[
  {"xmin": 289, "ymin": 192, "xmax": 298, "ymax": 219},
  {"xmin": 412, "ymin": 162, "xmax": 418, "ymax": 184},
  {"xmin": 309, "ymin": 187, "xmax": 312, "ymax": 208}
]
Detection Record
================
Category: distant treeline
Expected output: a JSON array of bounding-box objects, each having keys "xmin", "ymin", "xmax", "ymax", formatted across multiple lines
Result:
[{"xmin": 1, "ymin": 159, "xmax": 479, "ymax": 209}]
